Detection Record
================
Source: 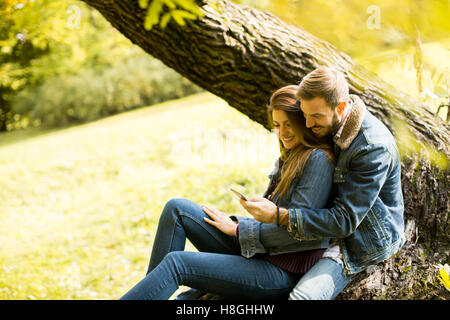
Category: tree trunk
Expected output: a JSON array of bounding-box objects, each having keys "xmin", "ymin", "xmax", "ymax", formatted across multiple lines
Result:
[{"xmin": 80, "ymin": 0, "xmax": 449, "ymax": 299}]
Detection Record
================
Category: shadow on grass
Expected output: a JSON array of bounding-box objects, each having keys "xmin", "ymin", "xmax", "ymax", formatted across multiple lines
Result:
[
  {"xmin": 0, "ymin": 126, "xmax": 74, "ymax": 147},
  {"xmin": 0, "ymin": 93, "xmax": 218, "ymax": 148}
]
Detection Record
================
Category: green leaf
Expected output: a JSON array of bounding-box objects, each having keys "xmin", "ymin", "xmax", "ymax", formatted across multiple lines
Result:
[
  {"xmin": 171, "ymin": 10, "xmax": 186, "ymax": 26},
  {"xmin": 144, "ymin": 0, "xmax": 164, "ymax": 30},
  {"xmin": 437, "ymin": 265, "xmax": 450, "ymax": 291},
  {"xmin": 173, "ymin": 0, "xmax": 204, "ymax": 16},
  {"xmin": 144, "ymin": 10, "xmax": 158, "ymax": 30},
  {"xmin": 160, "ymin": 12, "xmax": 172, "ymax": 29},
  {"xmin": 141, "ymin": 0, "xmax": 202, "ymax": 29},
  {"xmin": 138, "ymin": 0, "xmax": 149, "ymax": 9},
  {"xmin": 164, "ymin": 0, "xmax": 176, "ymax": 10},
  {"xmin": 173, "ymin": 9, "xmax": 197, "ymax": 21}
]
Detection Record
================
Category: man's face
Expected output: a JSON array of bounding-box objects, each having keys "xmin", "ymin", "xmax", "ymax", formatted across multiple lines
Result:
[{"xmin": 300, "ymin": 97, "xmax": 341, "ymax": 138}]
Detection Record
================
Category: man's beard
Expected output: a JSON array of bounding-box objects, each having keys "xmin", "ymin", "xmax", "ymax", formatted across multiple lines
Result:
[
  {"xmin": 314, "ymin": 113, "xmax": 340, "ymax": 139},
  {"xmin": 331, "ymin": 112, "xmax": 341, "ymax": 135}
]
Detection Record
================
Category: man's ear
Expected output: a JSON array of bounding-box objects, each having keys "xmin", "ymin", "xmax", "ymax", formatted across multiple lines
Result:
[{"xmin": 337, "ymin": 102, "xmax": 346, "ymax": 115}]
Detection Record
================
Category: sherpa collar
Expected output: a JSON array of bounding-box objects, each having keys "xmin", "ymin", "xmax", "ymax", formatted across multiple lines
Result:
[{"xmin": 333, "ymin": 94, "xmax": 366, "ymax": 150}]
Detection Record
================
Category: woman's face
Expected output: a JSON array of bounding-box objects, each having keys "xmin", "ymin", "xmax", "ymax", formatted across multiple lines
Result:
[{"xmin": 272, "ymin": 109, "xmax": 301, "ymax": 149}]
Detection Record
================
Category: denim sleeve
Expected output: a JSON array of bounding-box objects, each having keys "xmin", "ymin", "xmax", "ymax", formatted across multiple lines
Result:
[
  {"xmin": 288, "ymin": 144, "xmax": 391, "ymax": 240},
  {"xmin": 231, "ymin": 216, "xmax": 267, "ymax": 258},
  {"xmin": 234, "ymin": 149, "xmax": 334, "ymax": 257}
]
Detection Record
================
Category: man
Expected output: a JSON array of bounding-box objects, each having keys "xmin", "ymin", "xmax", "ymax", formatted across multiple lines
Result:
[{"xmin": 241, "ymin": 66, "xmax": 405, "ymax": 299}]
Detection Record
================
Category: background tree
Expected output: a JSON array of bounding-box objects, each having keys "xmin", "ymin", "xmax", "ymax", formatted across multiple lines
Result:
[
  {"xmin": 78, "ymin": 0, "xmax": 449, "ymax": 299},
  {"xmin": 0, "ymin": 0, "xmax": 202, "ymax": 131},
  {"xmin": 0, "ymin": 0, "xmax": 50, "ymax": 131}
]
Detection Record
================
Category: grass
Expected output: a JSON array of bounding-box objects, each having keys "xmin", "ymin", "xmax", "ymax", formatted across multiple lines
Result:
[{"xmin": 0, "ymin": 92, "xmax": 279, "ymax": 299}]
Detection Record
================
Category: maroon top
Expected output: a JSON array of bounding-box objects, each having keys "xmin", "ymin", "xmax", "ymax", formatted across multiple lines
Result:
[
  {"xmin": 260, "ymin": 248, "xmax": 325, "ymax": 274},
  {"xmin": 236, "ymin": 227, "xmax": 324, "ymax": 274}
]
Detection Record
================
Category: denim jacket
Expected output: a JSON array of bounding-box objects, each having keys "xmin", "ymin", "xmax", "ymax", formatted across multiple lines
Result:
[
  {"xmin": 287, "ymin": 95, "xmax": 405, "ymax": 275},
  {"xmin": 231, "ymin": 149, "xmax": 334, "ymax": 258}
]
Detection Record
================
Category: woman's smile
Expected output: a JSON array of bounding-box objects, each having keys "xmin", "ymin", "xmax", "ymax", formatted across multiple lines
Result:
[{"xmin": 281, "ymin": 136, "xmax": 295, "ymax": 143}]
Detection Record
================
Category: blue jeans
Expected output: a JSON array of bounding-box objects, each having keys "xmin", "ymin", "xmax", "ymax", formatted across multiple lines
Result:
[
  {"xmin": 289, "ymin": 257, "xmax": 354, "ymax": 300},
  {"xmin": 120, "ymin": 198, "xmax": 301, "ymax": 300}
]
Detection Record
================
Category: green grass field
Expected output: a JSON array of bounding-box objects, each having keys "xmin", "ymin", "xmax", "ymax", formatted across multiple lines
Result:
[{"xmin": 0, "ymin": 92, "xmax": 280, "ymax": 299}]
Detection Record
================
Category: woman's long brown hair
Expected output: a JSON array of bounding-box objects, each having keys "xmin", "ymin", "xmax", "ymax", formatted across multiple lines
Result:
[{"xmin": 267, "ymin": 85, "xmax": 335, "ymax": 200}]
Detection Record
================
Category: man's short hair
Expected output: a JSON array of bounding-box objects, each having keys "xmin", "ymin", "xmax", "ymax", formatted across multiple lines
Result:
[{"xmin": 296, "ymin": 66, "xmax": 349, "ymax": 109}]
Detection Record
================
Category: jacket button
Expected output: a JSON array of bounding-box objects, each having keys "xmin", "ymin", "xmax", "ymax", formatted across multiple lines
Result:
[{"xmin": 273, "ymin": 248, "xmax": 278, "ymax": 253}]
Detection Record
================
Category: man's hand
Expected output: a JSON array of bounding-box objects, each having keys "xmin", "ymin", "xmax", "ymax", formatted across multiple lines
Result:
[
  {"xmin": 239, "ymin": 197, "xmax": 277, "ymax": 224},
  {"xmin": 202, "ymin": 205, "xmax": 237, "ymax": 236}
]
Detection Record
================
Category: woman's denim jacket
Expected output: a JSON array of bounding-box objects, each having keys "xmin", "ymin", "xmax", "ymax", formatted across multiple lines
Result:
[
  {"xmin": 287, "ymin": 96, "xmax": 405, "ymax": 275},
  {"xmin": 231, "ymin": 149, "xmax": 334, "ymax": 258}
]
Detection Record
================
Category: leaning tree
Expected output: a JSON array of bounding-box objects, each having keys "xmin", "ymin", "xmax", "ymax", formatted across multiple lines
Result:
[{"xmin": 80, "ymin": 0, "xmax": 449, "ymax": 299}]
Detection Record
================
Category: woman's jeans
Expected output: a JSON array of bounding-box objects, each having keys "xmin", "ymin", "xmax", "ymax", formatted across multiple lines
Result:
[
  {"xmin": 120, "ymin": 198, "xmax": 354, "ymax": 300},
  {"xmin": 120, "ymin": 198, "xmax": 301, "ymax": 300}
]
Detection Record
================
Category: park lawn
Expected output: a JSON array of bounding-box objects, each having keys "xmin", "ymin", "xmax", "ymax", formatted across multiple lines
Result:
[{"xmin": 0, "ymin": 92, "xmax": 279, "ymax": 299}]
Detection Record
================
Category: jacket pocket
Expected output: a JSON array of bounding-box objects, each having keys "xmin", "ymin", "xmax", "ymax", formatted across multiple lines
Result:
[
  {"xmin": 366, "ymin": 205, "xmax": 389, "ymax": 242},
  {"xmin": 357, "ymin": 208, "xmax": 389, "ymax": 253}
]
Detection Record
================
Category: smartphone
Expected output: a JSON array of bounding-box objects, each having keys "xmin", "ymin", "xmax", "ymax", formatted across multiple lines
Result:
[{"xmin": 230, "ymin": 188, "xmax": 248, "ymax": 201}]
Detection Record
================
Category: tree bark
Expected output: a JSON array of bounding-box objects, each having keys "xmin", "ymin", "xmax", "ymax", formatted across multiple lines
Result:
[{"xmin": 80, "ymin": 0, "xmax": 449, "ymax": 299}]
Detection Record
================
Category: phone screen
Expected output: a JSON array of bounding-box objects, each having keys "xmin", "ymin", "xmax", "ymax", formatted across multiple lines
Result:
[{"xmin": 230, "ymin": 188, "xmax": 247, "ymax": 201}]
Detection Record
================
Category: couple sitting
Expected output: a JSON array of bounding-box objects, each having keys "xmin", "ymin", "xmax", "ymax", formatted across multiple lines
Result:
[{"xmin": 120, "ymin": 66, "xmax": 405, "ymax": 300}]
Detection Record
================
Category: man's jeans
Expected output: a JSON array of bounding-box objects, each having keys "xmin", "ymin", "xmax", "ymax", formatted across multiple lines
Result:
[
  {"xmin": 289, "ymin": 256, "xmax": 354, "ymax": 300},
  {"xmin": 120, "ymin": 198, "xmax": 301, "ymax": 300}
]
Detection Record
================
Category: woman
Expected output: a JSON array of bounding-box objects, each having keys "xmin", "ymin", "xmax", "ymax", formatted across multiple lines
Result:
[{"xmin": 120, "ymin": 85, "xmax": 335, "ymax": 300}]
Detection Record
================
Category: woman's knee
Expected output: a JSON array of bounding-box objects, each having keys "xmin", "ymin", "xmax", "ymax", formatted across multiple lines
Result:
[
  {"xmin": 162, "ymin": 251, "xmax": 191, "ymax": 281},
  {"xmin": 164, "ymin": 198, "xmax": 199, "ymax": 214},
  {"xmin": 160, "ymin": 198, "xmax": 188, "ymax": 221},
  {"xmin": 164, "ymin": 251, "xmax": 181, "ymax": 266},
  {"xmin": 163, "ymin": 198, "xmax": 205, "ymax": 222},
  {"xmin": 164, "ymin": 198, "xmax": 185, "ymax": 212}
]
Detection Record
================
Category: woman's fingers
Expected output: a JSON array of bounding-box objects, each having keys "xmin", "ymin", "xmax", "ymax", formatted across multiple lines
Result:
[
  {"xmin": 202, "ymin": 206, "xmax": 236, "ymax": 236},
  {"xmin": 203, "ymin": 205, "xmax": 223, "ymax": 218},
  {"xmin": 203, "ymin": 217, "xmax": 217, "ymax": 226},
  {"xmin": 203, "ymin": 206, "xmax": 224, "ymax": 226},
  {"xmin": 202, "ymin": 205, "xmax": 215, "ymax": 217}
]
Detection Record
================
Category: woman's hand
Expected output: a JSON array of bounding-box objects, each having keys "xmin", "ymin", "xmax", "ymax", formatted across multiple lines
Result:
[
  {"xmin": 239, "ymin": 197, "xmax": 277, "ymax": 224},
  {"xmin": 202, "ymin": 205, "xmax": 237, "ymax": 236}
]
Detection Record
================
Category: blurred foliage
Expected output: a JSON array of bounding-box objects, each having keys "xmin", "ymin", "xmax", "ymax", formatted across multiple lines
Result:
[
  {"xmin": 11, "ymin": 51, "xmax": 202, "ymax": 128},
  {"xmin": 238, "ymin": 0, "xmax": 449, "ymax": 57},
  {"xmin": 238, "ymin": 0, "xmax": 449, "ymax": 119},
  {"xmin": 138, "ymin": 0, "xmax": 204, "ymax": 29},
  {"xmin": 142, "ymin": 0, "xmax": 449, "ymax": 120},
  {"xmin": 436, "ymin": 264, "xmax": 450, "ymax": 292},
  {"xmin": 392, "ymin": 117, "xmax": 448, "ymax": 170},
  {"xmin": 0, "ymin": 0, "xmax": 202, "ymax": 132},
  {"xmin": 1, "ymin": 0, "xmax": 448, "ymax": 133}
]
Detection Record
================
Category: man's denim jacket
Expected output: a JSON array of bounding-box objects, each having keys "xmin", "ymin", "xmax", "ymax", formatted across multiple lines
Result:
[
  {"xmin": 287, "ymin": 95, "xmax": 405, "ymax": 275},
  {"xmin": 231, "ymin": 149, "xmax": 334, "ymax": 258}
]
